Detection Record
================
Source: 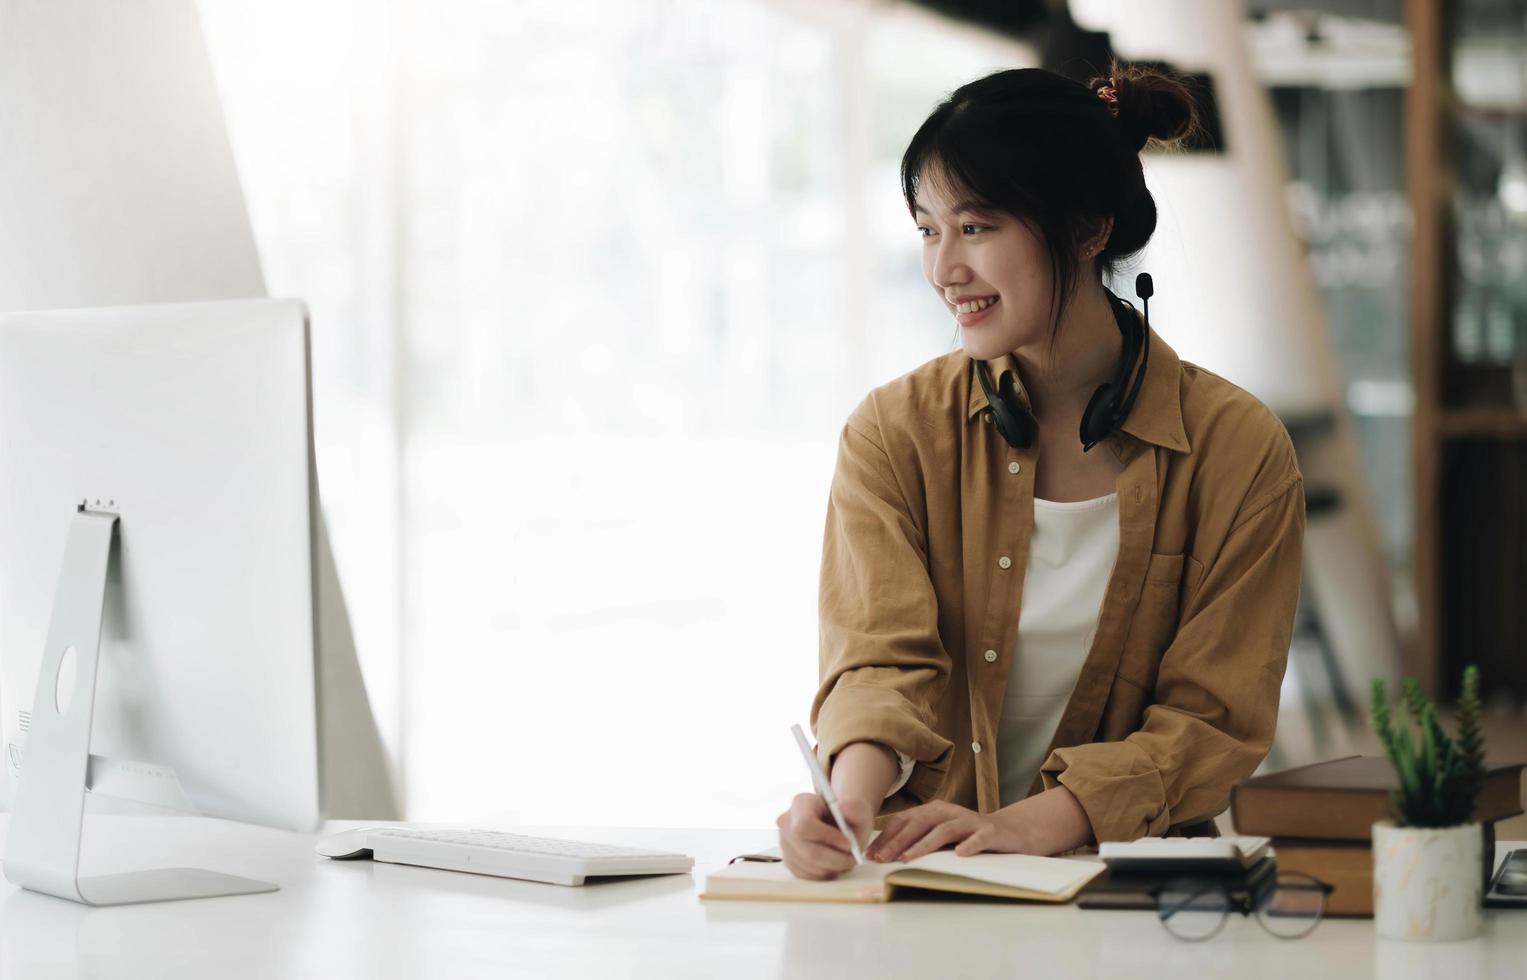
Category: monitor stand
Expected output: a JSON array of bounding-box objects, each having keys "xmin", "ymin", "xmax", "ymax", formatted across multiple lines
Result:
[{"xmin": 1, "ymin": 506, "xmax": 277, "ymax": 905}]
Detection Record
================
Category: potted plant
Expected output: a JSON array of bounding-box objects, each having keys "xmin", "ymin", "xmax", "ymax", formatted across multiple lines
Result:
[{"xmin": 1368, "ymin": 665, "xmax": 1486, "ymax": 941}]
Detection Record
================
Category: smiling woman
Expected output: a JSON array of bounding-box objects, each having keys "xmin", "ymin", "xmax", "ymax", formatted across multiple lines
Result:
[{"xmin": 777, "ymin": 63, "xmax": 1307, "ymax": 881}]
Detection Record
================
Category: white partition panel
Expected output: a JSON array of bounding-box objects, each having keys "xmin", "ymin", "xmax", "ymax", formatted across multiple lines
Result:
[
  {"xmin": 0, "ymin": 0, "xmax": 396, "ymax": 818},
  {"xmin": 0, "ymin": 0, "xmax": 264, "ymax": 309}
]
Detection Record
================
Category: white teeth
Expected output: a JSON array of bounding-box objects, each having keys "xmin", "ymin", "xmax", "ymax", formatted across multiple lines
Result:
[{"xmin": 957, "ymin": 296, "xmax": 998, "ymax": 314}]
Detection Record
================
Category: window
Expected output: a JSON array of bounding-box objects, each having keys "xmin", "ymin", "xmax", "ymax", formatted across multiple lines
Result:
[{"xmin": 201, "ymin": 0, "xmax": 1014, "ymax": 826}]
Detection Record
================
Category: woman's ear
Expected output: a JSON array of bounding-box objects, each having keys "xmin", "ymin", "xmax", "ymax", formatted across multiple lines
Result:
[{"xmin": 1076, "ymin": 216, "xmax": 1115, "ymax": 261}]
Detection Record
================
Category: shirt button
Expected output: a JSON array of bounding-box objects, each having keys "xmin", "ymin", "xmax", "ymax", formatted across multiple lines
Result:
[
  {"xmin": 984, "ymin": 649, "xmax": 997, "ymax": 663},
  {"xmin": 971, "ymin": 741, "xmax": 982, "ymax": 754},
  {"xmin": 998, "ymin": 556, "xmax": 1012, "ymax": 569},
  {"xmin": 1008, "ymin": 461, "xmax": 1021, "ymax": 474},
  {"xmin": 984, "ymin": 412, "xmax": 993, "ymax": 423}
]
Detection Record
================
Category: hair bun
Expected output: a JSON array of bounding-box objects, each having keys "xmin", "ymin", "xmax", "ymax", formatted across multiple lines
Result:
[{"xmin": 1093, "ymin": 62, "xmax": 1200, "ymax": 154}]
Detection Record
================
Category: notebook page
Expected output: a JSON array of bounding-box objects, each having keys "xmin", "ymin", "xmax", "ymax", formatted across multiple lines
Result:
[{"xmin": 900, "ymin": 851, "xmax": 1104, "ymax": 895}]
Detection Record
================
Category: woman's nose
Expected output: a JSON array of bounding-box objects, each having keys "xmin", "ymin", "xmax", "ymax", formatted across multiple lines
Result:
[{"xmin": 930, "ymin": 239, "xmax": 968, "ymax": 289}]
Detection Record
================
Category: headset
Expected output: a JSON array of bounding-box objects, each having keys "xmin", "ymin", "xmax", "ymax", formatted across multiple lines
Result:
[{"xmin": 975, "ymin": 272, "xmax": 1153, "ymax": 453}]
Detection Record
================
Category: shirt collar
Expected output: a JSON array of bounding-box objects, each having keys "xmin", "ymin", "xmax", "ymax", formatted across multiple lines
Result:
[{"xmin": 965, "ymin": 326, "xmax": 1190, "ymax": 454}]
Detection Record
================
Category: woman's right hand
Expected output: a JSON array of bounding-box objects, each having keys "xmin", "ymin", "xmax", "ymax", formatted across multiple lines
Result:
[{"xmin": 775, "ymin": 793, "xmax": 874, "ymax": 880}]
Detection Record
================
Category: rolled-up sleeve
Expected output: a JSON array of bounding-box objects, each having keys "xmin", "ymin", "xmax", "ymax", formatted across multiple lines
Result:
[
  {"xmin": 811, "ymin": 402, "xmax": 954, "ymax": 780},
  {"xmin": 1040, "ymin": 471, "xmax": 1306, "ymax": 843}
]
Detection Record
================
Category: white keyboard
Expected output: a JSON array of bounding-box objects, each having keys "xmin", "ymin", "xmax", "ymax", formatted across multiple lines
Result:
[
  {"xmin": 365, "ymin": 829, "xmax": 695, "ymax": 887},
  {"xmin": 1098, "ymin": 835, "xmax": 1272, "ymax": 872}
]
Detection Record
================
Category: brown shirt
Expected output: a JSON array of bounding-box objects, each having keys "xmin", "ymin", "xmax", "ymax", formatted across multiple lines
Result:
[{"xmin": 810, "ymin": 327, "xmax": 1305, "ymax": 844}]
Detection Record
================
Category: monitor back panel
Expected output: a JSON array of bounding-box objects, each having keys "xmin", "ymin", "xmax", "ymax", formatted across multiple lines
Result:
[{"xmin": 0, "ymin": 298, "xmax": 319, "ymax": 832}]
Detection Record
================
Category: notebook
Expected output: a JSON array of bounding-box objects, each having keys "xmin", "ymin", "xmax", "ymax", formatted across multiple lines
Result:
[{"xmin": 700, "ymin": 850, "xmax": 1105, "ymax": 904}]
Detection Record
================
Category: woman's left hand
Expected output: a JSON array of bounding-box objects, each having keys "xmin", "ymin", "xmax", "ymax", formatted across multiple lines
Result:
[{"xmin": 865, "ymin": 800, "xmax": 1037, "ymax": 863}]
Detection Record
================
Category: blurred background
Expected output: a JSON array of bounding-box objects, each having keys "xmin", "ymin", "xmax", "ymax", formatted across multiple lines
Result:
[{"xmin": 4, "ymin": 0, "xmax": 1525, "ymax": 832}]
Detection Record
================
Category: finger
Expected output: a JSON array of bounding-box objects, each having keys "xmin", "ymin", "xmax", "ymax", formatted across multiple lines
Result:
[
  {"xmin": 871, "ymin": 810, "xmax": 942, "ymax": 863},
  {"xmin": 789, "ymin": 792, "xmax": 826, "ymax": 823},
  {"xmin": 781, "ymin": 837, "xmax": 832, "ymax": 880},
  {"xmin": 798, "ymin": 817, "xmax": 854, "ymax": 855},
  {"xmin": 794, "ymin": 804, "xmax": 855, "ymax": 853},
  {"xmin": 800, "ymin": 839, "xmax": 855, "ymax": 877},
  {"xmin": 898, "ymin": 821, "xmax": 962, "ymax": 862},
  {"xmin": 867, "ymin": 814, "xmax": 908, "ymax": 859},
  {"xmin": 785, "ymin": 798, "xmax": 854, "ymax": 855},
  {"xmin": 900, "ymin": 818, "xmax": 975, "ymax": 862},
  {"xmin": 954, "ymin": 826, "xmax": 992, "ymax": 857},
  {"xmin": 869, "ymin": 818, "xmax": 928, "ymax": 862},
  {"xmin": 781, "ymin": 834, "xmax": 856, "ymax": 880},
  {"xmin": 876, "ymin": 802, "xmax": 966, "ymax": 860},
  {"xmin": 884, "ymin": 804, "xmax": 963, "ymax": 855}
]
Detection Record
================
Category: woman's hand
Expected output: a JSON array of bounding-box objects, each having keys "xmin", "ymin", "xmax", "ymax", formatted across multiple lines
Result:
[
  {"xmin": 865, "ymin": 800, "xmax": 1036, "ymax": 863},
  {"xmin": 776, "ymin": 793, "xmax": 874, "ymax": 880},
  {"xmin": 866, "ymin": 786, "xmax": 1093, "ymax": 862}
]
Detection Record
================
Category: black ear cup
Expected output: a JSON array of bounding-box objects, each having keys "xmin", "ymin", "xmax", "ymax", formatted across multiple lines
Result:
[
  {"xmin": 1078, "ymin": 379, "xmax": 1120, "ymax": 450},
  {"xmin": 1077, "ymin": 291, "xmax": 1147, "ymax": 450},
  {"xmin": 994, "ymin": 369, "xmax": 1038, "ymax": 447},
  {"xmin": 977, "ymin": 280, "xmax": 1152, "ymax": 453},
  {"xmin": 976, "ymin": 359, "xmax": 1038, "ymax": 448}
]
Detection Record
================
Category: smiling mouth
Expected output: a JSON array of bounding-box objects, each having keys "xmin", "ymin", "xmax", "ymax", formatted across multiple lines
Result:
[{"xmin": 953, "ymin": 296, "xmax": 999, "ymax": 314}]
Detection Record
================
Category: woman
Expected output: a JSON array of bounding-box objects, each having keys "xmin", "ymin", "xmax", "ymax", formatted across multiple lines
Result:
[{"xmin": 777, "ymin": 63, "xmax": 1306, "ymax": 880}]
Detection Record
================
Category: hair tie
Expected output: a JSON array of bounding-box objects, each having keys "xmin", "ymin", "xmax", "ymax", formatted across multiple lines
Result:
[{"xmin": 1096, "ymin": 82, "xmax": 1119, "ymax": 114}]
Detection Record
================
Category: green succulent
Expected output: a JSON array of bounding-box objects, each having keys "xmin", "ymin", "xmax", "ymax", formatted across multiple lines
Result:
[{"xmin": 1368, "ymin": 665, "xmax": 1485, "ymax": 828}]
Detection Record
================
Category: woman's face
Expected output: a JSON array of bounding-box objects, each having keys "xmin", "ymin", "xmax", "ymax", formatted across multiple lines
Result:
[{"xmin": 914, "ymin": 169, "xmax": 1055, "ymax": 361}]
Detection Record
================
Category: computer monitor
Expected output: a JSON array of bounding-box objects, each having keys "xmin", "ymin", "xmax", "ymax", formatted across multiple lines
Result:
[{"xmin": 0, "ymin": 298, "xmax": 322, "ymax": 905}]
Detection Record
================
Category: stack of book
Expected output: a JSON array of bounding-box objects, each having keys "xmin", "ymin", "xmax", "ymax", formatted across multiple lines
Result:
[{"xmin": 1230, "ymin": 756, "xmax": 1525, "ymax": 917}]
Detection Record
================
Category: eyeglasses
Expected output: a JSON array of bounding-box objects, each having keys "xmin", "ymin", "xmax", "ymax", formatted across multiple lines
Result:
[{"xmin": 1151, "ymin": 871, "xmax": 1335, "ymax": 941}]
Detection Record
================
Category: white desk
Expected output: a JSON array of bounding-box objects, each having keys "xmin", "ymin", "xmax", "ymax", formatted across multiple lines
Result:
[{"xmin": 0, "ymin": 816, "xmax": 1522, "ymax": 979}]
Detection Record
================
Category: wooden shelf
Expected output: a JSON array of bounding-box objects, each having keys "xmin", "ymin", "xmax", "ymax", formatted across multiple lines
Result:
[
  {"xmin": 1448, "ymin": 96, "xmax": 1527, "ymax": 120},
  {"xmin": 1439, "ymin": 407, "xmax": 1527, "ymax": 439},
  {"xmin": 1410, "ymin": 0, "xmax": 1527, "ymax": 703}
]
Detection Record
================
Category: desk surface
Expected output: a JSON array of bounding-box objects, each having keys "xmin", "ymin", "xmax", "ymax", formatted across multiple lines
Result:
[{"xmin": 0, "ymin": 816, "xmax": 1523, "ymax": 979}]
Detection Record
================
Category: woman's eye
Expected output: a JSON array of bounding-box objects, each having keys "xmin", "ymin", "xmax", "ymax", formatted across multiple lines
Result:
[
  {"xmin": 962, "ymin": 224, "xmax": 990, "ymax": 234},
  {"xmin": 918, "ymin": 227, "xmax": 934, "ymax": 238}
]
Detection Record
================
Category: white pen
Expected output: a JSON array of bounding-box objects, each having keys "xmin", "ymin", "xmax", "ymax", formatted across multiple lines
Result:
[{"xmin": 791, "ymin": 723, "xmax": 866, "ymax": 866}]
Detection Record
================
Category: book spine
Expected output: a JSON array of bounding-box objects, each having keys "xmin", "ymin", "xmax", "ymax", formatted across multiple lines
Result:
[
  {"xmin": 1232, "ymin": 776, "xmax": 1522, "ymax": 840},
  {"xmin": 1232, "ymin": 787, "xmax": 1387, "ymax": 840},
  {"xmin": 1270, "ymin": 843, "xmax": 1373, "ymax": 917}
]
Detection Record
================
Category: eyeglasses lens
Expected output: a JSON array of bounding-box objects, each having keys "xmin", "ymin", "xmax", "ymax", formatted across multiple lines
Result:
[
  {"xmin": 1255, "ymin": 872, "xmax": 1328, "ymax": 939},
  {"xmin": 1157, "ymin": 882, "xmax": 1230, "ymax": 941}
]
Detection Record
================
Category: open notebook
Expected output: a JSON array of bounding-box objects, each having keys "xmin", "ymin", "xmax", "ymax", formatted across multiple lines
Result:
[{"xmin": 701, "ymin": 850, "xmax": 1105, "ymax": 904}]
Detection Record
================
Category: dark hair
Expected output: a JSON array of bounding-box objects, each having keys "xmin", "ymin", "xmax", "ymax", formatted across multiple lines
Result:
[{"xmin": 901, "ymin": 62, "xmax": 1200, "ymax": 338}]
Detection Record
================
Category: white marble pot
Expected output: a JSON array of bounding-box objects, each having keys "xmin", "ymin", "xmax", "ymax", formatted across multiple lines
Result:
[{"xmin": 1372, "ymin": 820, "xmax": 1483, "ymax": 941}]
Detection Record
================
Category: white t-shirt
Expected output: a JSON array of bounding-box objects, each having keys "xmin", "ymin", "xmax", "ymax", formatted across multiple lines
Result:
[
  {"xmin": 996, "ymin": 492, "xmax": 1119, "ymax": 805},
  {"xmin": 882, "ymin": 492, "xmax": 1119, "ymax": 805}
]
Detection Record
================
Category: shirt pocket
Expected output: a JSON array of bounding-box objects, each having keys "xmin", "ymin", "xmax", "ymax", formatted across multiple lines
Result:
[{"xmin": 1116, "ymin": 552, "xmax": 1187, "ymax": 692}]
